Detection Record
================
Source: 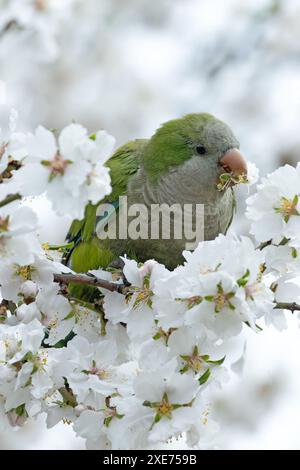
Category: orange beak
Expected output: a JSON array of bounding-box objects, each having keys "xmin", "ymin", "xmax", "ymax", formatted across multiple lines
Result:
[{"xmin": 219, "ymin": 148, "xmax": 247, "ymax": 177}]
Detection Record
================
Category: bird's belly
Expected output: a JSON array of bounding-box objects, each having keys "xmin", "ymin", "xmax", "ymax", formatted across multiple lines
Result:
[{"xmin": 103, "ymin": 191, "xmax": 233, "ymax": 270}]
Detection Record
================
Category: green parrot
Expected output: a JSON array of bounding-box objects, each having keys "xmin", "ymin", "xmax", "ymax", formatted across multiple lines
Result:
[{"xmin": 66, "ymin": 113, "xmax": 247, "ymax": 288}]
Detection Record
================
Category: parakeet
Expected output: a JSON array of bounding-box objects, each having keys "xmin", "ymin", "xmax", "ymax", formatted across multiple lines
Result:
[{"xmin": 66, "ymin": 113, "xmax": 247, "ymax": 282}]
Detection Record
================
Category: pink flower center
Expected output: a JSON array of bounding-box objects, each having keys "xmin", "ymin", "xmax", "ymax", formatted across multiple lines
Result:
[
  {"xmin": 89, "ymin": 366, "xmax": 109, "ymax": 379},
  {"xmin": 50, "ymin": 153, "xmax": 70, "ymax": 175}
]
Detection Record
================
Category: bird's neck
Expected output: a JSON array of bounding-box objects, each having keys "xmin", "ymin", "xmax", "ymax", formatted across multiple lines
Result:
[{"xmin": 141, "ymin": 168, "xmax": 222, "ymax": 207}]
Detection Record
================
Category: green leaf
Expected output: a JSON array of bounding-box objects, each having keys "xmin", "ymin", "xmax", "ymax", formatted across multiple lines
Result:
[
  {"xmin": 180, "ymin": 354, "xmax": 191, "ymax": 361},
  {"xmin": 179, "ymin": 365, "xmax": 189, "ymax": 374},
  {"xmin": 207, "ymin": 355, "xmax": 226, "ymax": 366},
  {"xmin": 46, "ymin": 241, "xmax": 75, "ymax": 251},
  {"xmin": 219, "ymin": 173, "xmax": 231, "ymax": 181},
  {"xmin": 244, "ymin": 321, "xmax": 263, "ymax": 331},
  {"xmin": 237, "ymin": 269, "xmax": 250, "ymax": 287},
  {"xmin": 104, "ymin": 416, "xmax": 113, "ymax": 428},
  {"xmin": 227, "ymin": 291, "xmax": 236, "ymax": 299},
  {"xmin": 152, "ymin": 332, "xmax": 161, "ymax": 341},
  {"xmin": 217, "ymin": 282, "xmax": 223, "ymax": 294},
  {"xmin": 143, "ymin": 273, "xmax": 151, "ymax": 289},
  {"xmin": 278, "ymin": 237, "xmax": 289, "ymax": 246},
  {"xmin": 292, "ymin": 247, "xmax": 298, "ymax": 258},
  {"xmin": 201, "ymin": 355, "xmax": 210, "ymax": 361},
  {"xmin": 199, "ymin": 368, "xmax": 211, "ymax": 385},
  {"xmin": 142, "ymin": 400, "xmax": 152, "ymax": 408},
  {"xmin": 15, "ymin": 403, "xmax": 26, "ymax": 417},
  {"xmin": 31, "ymin": 364, "xmax": 39, "ymax": 374},
  {"xmin": 63, "ymin": 310, "xmax": 75, "ymax": 321},
  {"xmin": 172, "ymin": 404, "xmax": 182, "ymax": 410},
  {"xmin": 204, "ymin": 295, "xmax": 214, "ymax": 302},
  {"xmin": 48, "ymin": 172, "xmax": 56, "ymax": 183}
]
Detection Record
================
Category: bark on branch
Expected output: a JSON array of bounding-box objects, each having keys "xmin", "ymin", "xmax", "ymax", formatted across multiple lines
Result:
[
  {"xmin": 274, "ymin": 302, "xmax": 300, "ymax": 313},
  {"xmin": 53, "ymin": 273, "xmax": 126, "ymax": 293},
  {"xmin": 54, "ymin": 273, "xmax": 300, "ymax": 313}
]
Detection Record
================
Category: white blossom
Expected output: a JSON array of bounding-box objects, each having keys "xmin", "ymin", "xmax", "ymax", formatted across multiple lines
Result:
[
  {"xmin": 14, "ymin": 124, "xmax": 114, "ymax": 219},
  {"xmin": 0, "ymin": 108, "xmax": 300, "ymax": 450},
  {"xmin": 133, "ymin": 365, "xmax": 201, "ymax": 444},
  {"xmin": 0, "ymin": 253, "xmax": 57, "ymax": 302},
  {"xmin": 0, "ymin": 204, "xmax": 41, "ymax": 265},
  {"xmin": 104, "ymin": 258, "xmax": 169, "ymax": 342},
  {"xmin": 246, "ymin": 164, "xmax": 300, "ymax": 244}
]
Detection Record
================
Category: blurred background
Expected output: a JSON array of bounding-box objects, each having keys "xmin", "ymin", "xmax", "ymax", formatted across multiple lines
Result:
[{"xmin": 0, "ymin": 0, "xmax": 300, "ymax": 449}]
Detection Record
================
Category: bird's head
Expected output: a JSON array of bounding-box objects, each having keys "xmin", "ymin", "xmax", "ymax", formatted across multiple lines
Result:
[{"xmin": 142, "ymin": 113, "xmax": 247, "ymax": 195}]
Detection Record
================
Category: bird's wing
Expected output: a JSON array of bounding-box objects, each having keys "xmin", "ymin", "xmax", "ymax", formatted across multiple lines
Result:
[
  {"xmin": 105, "ymin": 139, "xmax": 148, "ymax": 202},
  {"xmin": 65, "ymin": 139, "xmax": 147, "ymax": 268}
]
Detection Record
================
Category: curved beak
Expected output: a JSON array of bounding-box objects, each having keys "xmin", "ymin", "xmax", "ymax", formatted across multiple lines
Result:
[{"xmin": 219, "ymin": 148, "xmax": 247, "ymax": 177}]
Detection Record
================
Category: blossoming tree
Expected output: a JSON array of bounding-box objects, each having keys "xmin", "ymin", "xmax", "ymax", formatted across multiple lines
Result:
[{"xmin": 0, "ymin": 108, "xmax": 300, "ymax": 449}]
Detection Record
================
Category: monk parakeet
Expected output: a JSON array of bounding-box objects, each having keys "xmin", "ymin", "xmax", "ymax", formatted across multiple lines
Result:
[{"xmin": 66, "ymin": 113, "xmax": 247, "ymax": 279}]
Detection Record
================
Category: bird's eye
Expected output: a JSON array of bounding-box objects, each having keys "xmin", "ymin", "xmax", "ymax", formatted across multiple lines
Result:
[{"xmin": 196, "ymin": 144, "xmax": 206, "ymax": 155}]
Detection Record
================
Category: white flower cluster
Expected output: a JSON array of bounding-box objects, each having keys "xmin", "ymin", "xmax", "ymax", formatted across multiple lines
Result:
[
  {"xmin": 12, "ymin": 124, "xmax": 114, "ymax": 220},
  {"xmin": 0, "ymin": 111, "xmax": 300, "ymax": 449}
]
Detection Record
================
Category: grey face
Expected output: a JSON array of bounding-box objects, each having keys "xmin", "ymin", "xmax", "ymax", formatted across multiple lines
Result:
[
  {"xmin": 162, "ymin": 120, "xmax": 241, "ymax": 196},
  {"xmin": 199, "ymin": 119, "xmax": 240, "ymax": 161},
  {"xmin": 145, "ymin": 114, "xmax": 246, "ymax": 201}
]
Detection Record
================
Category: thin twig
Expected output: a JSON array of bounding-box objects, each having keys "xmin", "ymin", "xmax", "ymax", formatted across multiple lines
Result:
[
  {"xmin": 257, "ymin": 240, "xmax": 272, "ymax": 251},
  {"xmin": 54, "ymin": 274, "xmax": 300, "ymax": 313},
  {"xmin": 274, "ymin": 302, "xmax": 300, "ymax": 313},
  {"xmin": 53, "ymin": 273, "xmax": 126, "ymax": 293},
  {"xmin": 257, "ymin": 237, "xmax": 289, "ymax": 251}
]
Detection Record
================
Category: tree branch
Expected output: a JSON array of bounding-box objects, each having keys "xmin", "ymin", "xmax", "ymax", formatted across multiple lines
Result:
[
  {"xmin": 53, "ymin": 273, "xmax": 126, "ymax": 293},
  {"xmin": 0, "ymin": 193, "xmax": 22, "ymax": 208},
  {"xmin": 274, "ymin": 302, "xmax": 300, "ymax": 313},
  {"xmin": 54, "ymin": 274, "xmax": 300, "ymax": 313}
]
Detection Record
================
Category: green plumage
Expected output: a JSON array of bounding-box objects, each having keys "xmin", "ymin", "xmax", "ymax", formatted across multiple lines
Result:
[
  {"xmin": 105, "ymin": 139, "xmax": 146, "ymax": 201},
  {"xmin": 67, "ymin": 139, "xmax": 145, "ymax": 267},
  {"xmin": 66, "ymin": 113, "xmax": 240, "ymax": 300},
  {"xmin": 142, "ymin": 113, "xmax": 215, "ymax": 183}
]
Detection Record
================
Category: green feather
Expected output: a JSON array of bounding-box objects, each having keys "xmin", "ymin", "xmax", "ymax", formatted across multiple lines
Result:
[
  {"xmin": 71, "ymin": 237, "xmax": 113, "ymax": 272},
  {"xmin": 81, "ymin": 203, "xmax": 98, "ymax": 242},
  {"xmin": 104, "ymin": 139, "xmax": 147, "ymax": 201},
  {"xmin": 69, "ymin": 236, "xmax": 115, "ymax": 300},
  {"xmin": 142, "ymin": 113, "xmax": 215, "ymax": 183},
  {"xmin": 67, "ymin": 218, "xmax": 84, "ymax": 240}
]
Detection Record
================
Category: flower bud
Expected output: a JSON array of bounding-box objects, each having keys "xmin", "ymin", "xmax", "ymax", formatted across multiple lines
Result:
[
  {"xmin": 20, "ymin": 280, "xmax": 38, "ymax": 302},
  {"xmin": 139, "ymin": 259, "xmax": 157, "ymax": 278},
  {"xmin": 7, "ymin": 410, "xmax": 27, "ymax": 427}
]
